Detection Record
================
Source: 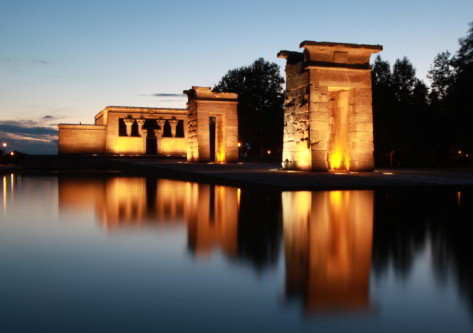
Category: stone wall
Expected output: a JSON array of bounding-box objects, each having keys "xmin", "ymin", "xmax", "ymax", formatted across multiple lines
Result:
[
  {"xmin": 282, "ymin": 60, "xmax": 312, "ymax": 170},
  {"xmin": 104, "ymin": 108, "xmax": 187, "ymax": 155},
  {"xmin": 58, "ymin": 124, "xmax": 106, "ymax": 154},
  {"xmin": 160, "ymin": 138, "xmax": 187, "ymax": 156}
]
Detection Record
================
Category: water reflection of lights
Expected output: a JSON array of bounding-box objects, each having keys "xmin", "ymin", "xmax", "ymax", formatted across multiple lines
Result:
[
  {"xmin": 282, "ymin": 190, "xmax": 374, "ymax": 312},
  {"xmin": 58, "ymin": 178, "xmax": 239, "ymax": 257},
  {"xmin": 3, "ymin": 175, "xmax": 7, "ymax": 212},
  {"xmin": 58, "ymin": 177, "xmax": 374, "ymax": 313}
]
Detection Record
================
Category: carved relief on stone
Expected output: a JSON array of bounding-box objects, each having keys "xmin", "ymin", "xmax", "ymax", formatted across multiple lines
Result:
[
  {"xmin": 136, "ymin": 118, "xmax": 146, "ymax": 137},
  {"xmin": 156, "ymin": 119, "xmax": 165, "ymax": 138},
  {"xmin": 168, "ymin": 119, "xmax": 178, "ymax": 137},
  {"xmin": 123, "ymin": 118, "xmax": 135, "ymax": 137}
]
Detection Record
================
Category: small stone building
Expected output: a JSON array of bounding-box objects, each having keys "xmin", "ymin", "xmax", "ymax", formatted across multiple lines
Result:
[
  {"xmin": 184, "ymin": 87, "xmax": 239, "ymax": 163},
  {"xmin": 58, "ymin": 106, "xmax": 188, "ymax": 155},
  {"xmin": 58, "ymin": 87, "xmax": 239, "ymax": 162},
  {"xmin": 278, "ymin": 41, "xmax": 382, "ymax": 171}
]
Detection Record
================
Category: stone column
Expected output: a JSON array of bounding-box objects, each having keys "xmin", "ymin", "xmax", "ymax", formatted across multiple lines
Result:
[
  {"xmin": 184, "ymin": 118, "xmax": 188, "ymax": 138},
  {"xmin": 123, "ymin": 118, "xmax": 134, "ymax": 137},
  {"xmin": 154, "ymin": 120, "xmax": 164, "ymax": 154},
  {"xmin": 169, "ymin": 119, "xmax": 178, "ymax": 137},
  {"xmin": 141, "ymin": 129, "xmax": 148, "ymax": 154},
  {"xmin": 156, "ymin": 119, "xmax": 165, "ymax": 138},
  {"xmin": 136, "ymin": 119, "xmax": 146, "ymax": 137}
]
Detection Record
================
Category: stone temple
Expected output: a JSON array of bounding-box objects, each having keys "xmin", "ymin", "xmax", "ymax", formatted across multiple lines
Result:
[
  {"xmin": 58, "ymin": 87, "xmax": 239, "ymax": 163},
  {"xmin": 278, "ymin": 41, "xmax": 382, "ymax": 171},
  {"xmin": 59, "ymin": 40, "xmax": 382, "ymax": 171}
]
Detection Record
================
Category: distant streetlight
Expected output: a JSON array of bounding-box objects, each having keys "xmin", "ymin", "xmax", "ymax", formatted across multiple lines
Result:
[
  {"xmin": 267, "ymin": 150, "xmax": 271, "ymax": 155},
  {"xmin": 2, "ymin": 143, "xmax": 6, "ymax": 148},
  {"xmin": 237, "ymin": 142, "xmax": 241, "ymax": 148},
  {"xmin": 10, "ymin": 152, "xmax": 14, "ymax": 156},
  {"xmin": 458, "ymin": 150, "xmax": 462, "ymax": 154}
]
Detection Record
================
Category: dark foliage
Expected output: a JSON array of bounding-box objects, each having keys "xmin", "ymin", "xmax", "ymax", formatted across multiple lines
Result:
[
  {"xmin": 373, "ymin": 21, "xmax": 473, "ymax": 167},
  {"xmin": 214, "ymin": 58, "xmax": 285, "ymax": 156}
]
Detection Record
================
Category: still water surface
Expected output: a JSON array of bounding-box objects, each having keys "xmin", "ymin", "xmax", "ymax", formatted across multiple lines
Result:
[{"xmin": 0, "ymin": 175, "xmax": 472, "ymax": 332}]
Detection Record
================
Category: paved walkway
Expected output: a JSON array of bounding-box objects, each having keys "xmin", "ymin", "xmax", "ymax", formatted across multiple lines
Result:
[{"xmin": 113, "ymin": 160, "xmax": 473, "ymax": 190}]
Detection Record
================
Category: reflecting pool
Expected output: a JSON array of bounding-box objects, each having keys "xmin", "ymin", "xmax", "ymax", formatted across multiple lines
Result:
[{"xmin": 0, "ymin": 175, "xmax": 472, "ymax": 332}]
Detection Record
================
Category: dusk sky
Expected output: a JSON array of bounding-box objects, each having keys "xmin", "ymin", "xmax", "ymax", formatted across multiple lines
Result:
[{"xmin": 1, "ymin": 0, "xmax": 472, "ymax": 154}]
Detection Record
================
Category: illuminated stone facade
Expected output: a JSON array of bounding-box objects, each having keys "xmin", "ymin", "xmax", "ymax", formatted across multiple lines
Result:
[
  {"xmin": 184, "ymin": 87, "xmax": 239, "ymax": 163},
  {"xmin": 58, "ymin": 106, "xmax": 188, "ymax": 155},
  {"xmin": 278, "ymin": 41, "xmax": 382, "ymax": 171},
  {"xmin": 59, "ymin": 88, "xmax": 239, "ymax": 161}
]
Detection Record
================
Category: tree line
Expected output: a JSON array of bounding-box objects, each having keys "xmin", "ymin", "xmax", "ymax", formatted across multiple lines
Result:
[{"xmin": 373, "ymin": 22, "xmax": 473, "ymax": 167}]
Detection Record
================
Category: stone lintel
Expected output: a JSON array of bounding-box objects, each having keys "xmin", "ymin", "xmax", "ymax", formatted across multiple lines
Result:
[
  {"xmin": 300, "ymin": 40, "xmax": 383, "ymax": 68},
  {"xmin": 103, "ymin": 106, "xmax": 187, "ymax": 113},
  {"xmin": 58, "ymin": 124, "xmax": 106, "ymax": 130},
  {"xmin": 300, "ymin": 41, "xmax": 383, "ymax": 51},
  {"xmin": 277, "ymin": 50, "xmax": 304, "ymax": 64},
  {"xmin": 304, "ymin": 62, "xmax": 372, "ymax": 71},
  {"xmin": 184, "ymin": 86, "xmax": 238, "ymax": 102}
]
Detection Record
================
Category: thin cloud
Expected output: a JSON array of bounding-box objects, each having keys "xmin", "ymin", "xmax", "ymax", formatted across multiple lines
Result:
[
  {"xmin": 141, "ymin": 93, "xmax": 186, "ymax": 98},
  {"xmin": 155, "ymin": 99, "xmax": 187, "ymax": 102},
  {"xmin": 0, "ymin": 120, "xmax": 58, "ymax": 154},
  {"xmin": 2, "ymin": 132, "xmax": 54, "ymax": 143},
  {"xmin": 42, "ymin": 115, "xmax": 54, "ymax": 119},
  {"xmin": 32, "ymin": 59, "xmax": 50, "ymax": 65}
]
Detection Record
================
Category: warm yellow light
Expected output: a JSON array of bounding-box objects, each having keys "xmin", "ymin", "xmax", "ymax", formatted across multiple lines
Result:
[
  {"xmin": 217, "ymin": 148, "xmax": 225, "ymax": 163},
  {"xmin": 383, "ymin": 172, "xmax": 393, "ymax": 175},
  {"xmin": 237, "ymin": 142, "xmax": 241, "ymax": 148},
  {"xmin": 458, "ymin": 150, "xmax": 462, "ymax": 154},
  {"xmin": 267, "ymin": 150, "xmax": 271, "ymax": 155},
  {"xmin": 10, "ymin": 152, "xmax": 14, "ymax": 156},
  {"xmin": 331, "ymin": 151, "xmax": 342, "ymax": 169},
  {"xmin": 295, "ymin": 147, "xmax": 311, "ymax": 170},
  {"xmin": 2, "ymin": 143, "xmax": 6, "ymax": 148}
]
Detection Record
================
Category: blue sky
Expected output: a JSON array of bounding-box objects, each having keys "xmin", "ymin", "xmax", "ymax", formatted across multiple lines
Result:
[{"xmin": 0, "ymin": 0, "xmax": 472, "ymax": 154}]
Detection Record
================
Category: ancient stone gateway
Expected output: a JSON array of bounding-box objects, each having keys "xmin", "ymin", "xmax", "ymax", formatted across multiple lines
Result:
[
  {"xmin": 184, "ymin": 87, "xmax": 239, "ymax": 163},
  {"xmin": 278, "ymin": 41, "xmax": 382, "ymax": 171}
]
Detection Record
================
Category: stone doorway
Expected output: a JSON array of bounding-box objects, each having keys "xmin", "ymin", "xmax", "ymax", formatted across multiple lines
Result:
[
  {"xmin": 329, "ymin": 89, "xmax": 351, "ymax": 170},
  {"xmin": 144, "ymin": 119, "xmax": 157, "ymax": 155},
  {"xmin": 209, "ymin": 117, "xmax": 216, "ymax": 162}
]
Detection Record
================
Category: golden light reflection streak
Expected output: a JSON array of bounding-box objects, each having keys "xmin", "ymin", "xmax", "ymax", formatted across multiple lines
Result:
[
  {"xmin": 11, "ymin": 174, "xmax": 14, "ymax": 207},
  {"xmin": 3, "ymin": 176, "xmax": 7, "ymax": 213}
]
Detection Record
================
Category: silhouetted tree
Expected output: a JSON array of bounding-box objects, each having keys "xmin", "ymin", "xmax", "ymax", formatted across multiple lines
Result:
[
  {"xmin": 449, "ymin": 22, "xmax": 473, "ymax": 155},
  {"xmin": 392, "ymin": 57, "xmax": 417, "ymax": 103},
  {"xmin": 372, "ymin": 56, "xmax": 396, "ymax": 166},
  {"xmin": 428, "ymin": 51, "xmax": 455, "ymax": 102},
  {"xmin": 214, "ymin": 58, "xmax": 284, "ymax": 156}
]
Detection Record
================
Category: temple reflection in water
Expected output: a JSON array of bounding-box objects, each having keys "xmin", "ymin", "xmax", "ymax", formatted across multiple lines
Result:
[
  {"xmin": 282, "ymin": 190, "xmax": 373, "ymax": 312},
  {"xmin": 58, "ymin": 177, "xmax": 373, "ymax": 313},
  {"xmin": 59, "ymin": 178, "xmax": 239, "ymax": 257}
]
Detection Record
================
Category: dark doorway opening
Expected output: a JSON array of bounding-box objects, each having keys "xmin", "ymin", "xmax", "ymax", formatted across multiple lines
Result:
[
  {"xmin": 209, "ymin": 117, "xmax": 216, "ymax": 162},
  {"xmin": 144, "ymin": 119, "xmax": 157, "ymax": 155}
]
